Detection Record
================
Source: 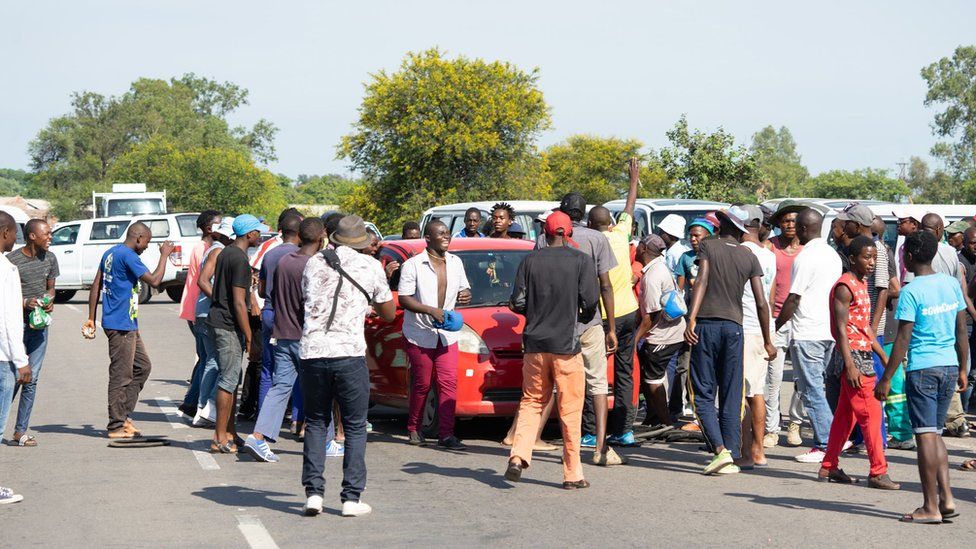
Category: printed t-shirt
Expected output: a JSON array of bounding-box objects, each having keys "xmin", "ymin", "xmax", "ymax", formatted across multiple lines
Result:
[
  {"xmin": 99, "ymin": 244, "xmax": 149, "ymax": 331},
  {"xmin": 896, "ymin": 272, "xmax": 965, "ymax": 372}
]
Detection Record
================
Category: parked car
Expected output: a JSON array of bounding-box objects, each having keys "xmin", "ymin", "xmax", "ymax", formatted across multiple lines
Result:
[
  {"xmin": 420, "ymin": 201, "xmax": 561, "ymax": 241},
  {"xmin": 365, "ymin": 237, "xmax": 633, "ymax": 434},
  {"xmin": 0, "ymin": 205, "xmax": 28, "ymax": 246},
  {"xmin": 49, "ymin": 213, "xmax": 201, "ymax": 303},
  {"xmin": 602, "ymin": 198, "xmax": 729, "ymax": 240}
]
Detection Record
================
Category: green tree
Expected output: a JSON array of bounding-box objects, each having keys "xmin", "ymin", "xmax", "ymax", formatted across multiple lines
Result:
[
  {"xmin": 658, "ymin": 115, "xmax": 759, "ymax": 202},
  {"xmin": 907, "ymin": 156, "xmax": 956, "ymax": 203},
  {"xmin": 338, "ymin": 48, "xmax": 552, "ymax": 231},
  {"xmin": 0, "ymin": 168, "xmax": 34, "ymax": 196},
  {"xmin": 750, "ymin": 125, "xmax": 809, "ymax": 199},
  {"xmin": 544, "ymin": 135, "xmax": 643, "ymax": 204},
  {"xmin": 291, "ymin": 174, "xmax": 360, "ymax": 206},
  {"xmin": 108, "ymin": 139, "xmax": 287, "ymax": 220},
  {"xmin": 807, "ymin": 168, "xmax": 909, "ymax": 202},
  {"xmin": 922, "ymin": 45, "xmax": 976, "ymax": 180},
  {"xmin": 29, "ymin": 74, "xmax": 278, "ymax": 218}
]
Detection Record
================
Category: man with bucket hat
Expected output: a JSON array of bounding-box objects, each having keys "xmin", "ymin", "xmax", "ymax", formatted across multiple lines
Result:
[
  {"xmin": 398, "ymin": 220, "xmax": 472, "ymax": 449},
  {"xmin": 299, "ymin": 215, "xmax": 395, "ymax": 517}
]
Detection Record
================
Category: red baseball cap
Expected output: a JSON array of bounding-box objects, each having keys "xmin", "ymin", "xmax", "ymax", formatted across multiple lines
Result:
[{"xmin": 544, "ymin": 211, "xmax": 578, "ymax": 248}]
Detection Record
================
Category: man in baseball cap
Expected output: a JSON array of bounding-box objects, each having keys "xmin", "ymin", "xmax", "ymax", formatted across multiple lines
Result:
[
  {"xmin": 656, "ymin": 214, "xmax": 690, "ymax": 282},
  {"xmin": 945, "ymin": 220, "xmax": 971, "ymax": 251}
]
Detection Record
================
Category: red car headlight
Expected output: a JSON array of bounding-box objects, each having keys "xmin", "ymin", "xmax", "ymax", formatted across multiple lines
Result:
[{"xmin": 457, "ymin": 324, "xmax": 489, "ymax": 355}]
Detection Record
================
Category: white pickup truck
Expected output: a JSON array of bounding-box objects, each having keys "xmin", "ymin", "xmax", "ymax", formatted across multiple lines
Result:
[{"xmin": 49, "ymin": 213, "xmax": 201, "ymax": 303}]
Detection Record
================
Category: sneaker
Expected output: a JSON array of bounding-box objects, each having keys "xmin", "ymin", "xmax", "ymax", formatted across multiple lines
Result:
[
  {"xmin": 177, "ymin": 402, "xmax": 196, "ymax": 418},
  {"xmin": 303, "ymin": 495, "xmax": 323, "ymax": 516},
  {"xmin": 795, "ymin": 448, "xmax": 826, "ymax": 463},
  {"xmin": 408, "ymin": 431, "xmax": 425, "ymax": 445},
  {"xmin": 366, "ymin": 421, "xmax": 373, "ymax": 433},
  {"xmin": 762, "ymin": 432, "xmax": 778, "ymax": 449},
  {"xmin": 607, "ymin": 431, "xmax": 637, "ymax": 447},
  {"xmin": 682, "ymin": 406, "xmax": 694, "ymax": 418},
  {"xmin": 843, "ymin": 442, "xmax": 865, "ymax": 455},
  {"xmin": 341, "ymin": 500, "xmax": 372, "ymax": 517},
  {"xmin": 868, "ymin": 474, "xmax": 901, "ymax": 490},
  {"xmin": 0, "ymin": 486, "xmax": 23, "ymax": 505},
  {"xmin": 786, "ymin": 423, "xmax": 803, "ymax": 447},
  {"xmin": 580, "ymin": 434, "xmax": 597, "ymax": 448},
  {"xmin": 715, "ymin": 464, "xmax": 741, "ymax": 475},
  {"xmin": 593, "ymin": 447, "xmax": 627, "ymax": 466},
  {"xmin": 243, "ymin": 435, "xmax": 279, "ymax": 463},
  {"xmin": 437, "ymin": 436, "xmax": 467, "ymax": 450},
  {"xmin": 704, "ymin": 449, "xmax": 733, "ymax": 475},
  {"xmin": 193, "ymin": 401, "xmax": 217, "ymax": 427},
  {"xmin": 326, "ymin": 440, "xmax": 345, "ymax": 457},
  {"xmin": 888, "ymin": 438, "xmax": 916, "ymax": 450}
]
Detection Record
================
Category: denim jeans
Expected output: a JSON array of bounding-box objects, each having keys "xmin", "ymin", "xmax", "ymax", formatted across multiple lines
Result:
[
  {"xmin": 182, "ymin": 321, "xmax": 204, "ymax": 409},
  {"xmin": 764, "ymin": 324, "xmax": 806, "ymax": 433},
  {"xmin": 790, "ymin": 340, "xmax": 835, "ymax": 449},
  {"xmin": 257, "ymin": 309, "xmax": 275, "ymax": 413},
  {"xmin": 0, "ymin": 361, "xmax": 16, "ymax": 444},
  {"xmin": 689, "ymin": 319, "xmax": 745, "ymax": 459},
  {"xmin": 192, "ymin": 320, "xmax": 220, "ymax": 410},
  {"xmin": 12, "ymin": 326, "xmax": 48, "ymax": 433},
  {"xmin": 253, "ymin": 339, "xmax": 303, "ymax": 443},
  {"xmin": 301, "ymin": 356, "xmax": 369, "ymax": 502}
]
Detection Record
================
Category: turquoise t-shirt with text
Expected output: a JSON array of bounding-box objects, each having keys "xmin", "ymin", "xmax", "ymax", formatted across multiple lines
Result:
[{"xmin": 895, "ymin": 272, "xmax": 964, "ymax": 371}]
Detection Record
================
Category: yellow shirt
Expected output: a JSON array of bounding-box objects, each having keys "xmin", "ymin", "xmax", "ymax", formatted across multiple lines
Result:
[{"xmin": 601, "ymin": 212, "xmax": 639, "ymax": 319}]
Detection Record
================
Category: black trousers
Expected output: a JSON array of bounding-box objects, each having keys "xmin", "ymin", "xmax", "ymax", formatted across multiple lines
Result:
[{"xmin": 583, "ymin": 311, "xmax": 637, "ymax": 437}]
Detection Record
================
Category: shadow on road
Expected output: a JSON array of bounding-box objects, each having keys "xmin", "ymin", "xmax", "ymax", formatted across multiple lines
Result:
[
  {"xmin": 192, "ymin": 485, "xmax": 308, "ymax": 515},
  {"xmin": 724, "ymin": 492, "xmax": 902, "ymax": 519},
  {"xmin": 32, "ymin": 423, "xmax": 104, "ymax": 439},
  {"xmin": 401, "ymin": 461, "xmax": 562, "ymax": 490}
]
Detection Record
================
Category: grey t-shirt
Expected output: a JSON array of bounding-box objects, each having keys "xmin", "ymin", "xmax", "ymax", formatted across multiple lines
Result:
[
  {"xmin": 8, "ymin": 247, "xmax": 60, "ymax": 302},
  {"xmin": 536, "ymin": 221, "xmax": 617, "ymax": 329}
]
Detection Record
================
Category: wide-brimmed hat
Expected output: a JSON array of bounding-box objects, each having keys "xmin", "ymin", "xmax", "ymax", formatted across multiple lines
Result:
[
  {"xmin": 770, "ymin": 199, "xmax": 809, "ymax": 225},
  {"xmin": 328, "ymin": 215, "xmax": 371, "ymax": 250}
]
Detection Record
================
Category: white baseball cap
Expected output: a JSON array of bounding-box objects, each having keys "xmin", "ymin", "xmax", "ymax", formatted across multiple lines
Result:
[
  {"xmin": 212, "ymin": 216, "xmax": 236, "ymax": 238},
  {"xmin": 891, "ymin": 206, "xmax": 920, "ymax": 223},
  {"xmin": 658, "ymin": 214, "xmax": 687, "ymax": 239}
]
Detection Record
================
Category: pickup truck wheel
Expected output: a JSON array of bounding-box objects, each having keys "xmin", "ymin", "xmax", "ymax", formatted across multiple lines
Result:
[
  {"xmin": 138, "ymin": 283, "xmax": 153, "ymax": 304},
  {"xmin": 165, "ymin": 286, "xmax": 183, "ymax": 303},
  {"xmin": 54, "ymin": 290, "xmax": 76, "ymax": 303}
]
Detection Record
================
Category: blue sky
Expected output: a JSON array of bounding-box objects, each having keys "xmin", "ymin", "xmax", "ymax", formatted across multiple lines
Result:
[{"xmin": 2, "ymin": 0, "xmax": 973, "ymax": 179}]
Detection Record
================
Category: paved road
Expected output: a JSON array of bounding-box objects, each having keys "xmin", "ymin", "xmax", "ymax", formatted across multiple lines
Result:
[{"xmin": 4, "ymin": 299, "xmax": 976, "ymax": 548}]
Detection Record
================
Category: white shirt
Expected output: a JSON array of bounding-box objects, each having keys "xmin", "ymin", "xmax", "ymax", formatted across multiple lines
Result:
[
  {"xmin": 789, "ymin": 238, "xmax": 842, "ymax": 341},
  {"xmin": 300, "ymin": 246, "xmax": 393, "ymax": 360},
  {"xmin": 0, "ymin": 254, "xmax": 28, "ymax": 368},
  {"xmin": 665, "ymin": 242, "xmax": 690, "ymax": 281},
  {"xmin": 741, "ymin": 241, "xmax": 776, "ymax": 335},
  {"xmin": 398, "ymin": 250, "xmax": 471, "ymax": 348}
]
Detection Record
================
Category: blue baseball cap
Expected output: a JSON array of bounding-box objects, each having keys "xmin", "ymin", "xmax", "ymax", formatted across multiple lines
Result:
[
  {"xmin": 233, "ymin": 214, "xmax": 269, "ymax": 237},
  {"xmin": 433, "ymin": 310, "xmax": 465, "ymax": 332}
]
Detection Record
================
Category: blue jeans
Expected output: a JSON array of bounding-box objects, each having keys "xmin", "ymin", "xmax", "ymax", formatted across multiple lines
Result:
[
  {"xmin": 257, "ymin": 309, "xmax": 275, "ymax": 412},
  {"xmin": 12, "ymin": 326, "xmax": 48, "ymax": 433},
  {"xmin": 907, "ymin": 366, "xmax": 958, "ymax": 435},
  {"xmin": 689, "ymin": 319, "xmax": 744, "ymax": 459},
  {"xmin": 791, "ymin": 340, "xmax": 835, "ymax": 449},
  {"xmin": 253, "ymin": 339, "xmax": 303, "ymax": 442},
  {"xmin": 0, "ymin": 361, "xmax": 16, "ymax": 444},
  {"xmin": 301, "ymin": 356, "xmax": 369, "ymax": 502},
  {"xmin": 182, "ymin": 321, "xmax": 204, "ymax": 409},
  {"xmin": 192, "ymin": 320, "xmax": 220, "ymax": 410}
]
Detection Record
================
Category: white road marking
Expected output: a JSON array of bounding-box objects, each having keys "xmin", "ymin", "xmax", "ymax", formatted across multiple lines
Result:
[
  {"xmin": 65, "ymin": 304, "xmax": 80, "ymax": 312},
  {"xmin": 193, "ymin": 449, "xmax": 220, "ymax": 471},
  {"xmin": 154, "ymin": 397, "xmax": 189, "ymax": 429},
  {"xmin": 236, "ymin": 515, "xmax": 280, "ymax": 549}
]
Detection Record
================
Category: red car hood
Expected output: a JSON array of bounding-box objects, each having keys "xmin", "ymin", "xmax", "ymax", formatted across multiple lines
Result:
[{"xmin": 458, "ymin": 305, "xmax": 524, "ymax": 354}]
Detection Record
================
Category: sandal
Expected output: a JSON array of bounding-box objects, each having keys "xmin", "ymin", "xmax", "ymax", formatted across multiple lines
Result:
[
  {"xmin": 9, "ymin": 434, "xmax": 37, "ymax": 447},
  {"xmin": 562, "ymin": 479, "xmax": 590, "ymax": 490},
  {"xmin": 959, "ymin": 459, "xmax": 976, "ymax": 471},
  {"xmin": 209, "ymin": 441, "xmax": 238, "ymax": 454},
  {"xmin": 941, "ymin": 508, "xmax": 959, "ymax": 520},
  {"xmin": 899, "ymin": 508, "xmax": 943, "ymax": 524}
]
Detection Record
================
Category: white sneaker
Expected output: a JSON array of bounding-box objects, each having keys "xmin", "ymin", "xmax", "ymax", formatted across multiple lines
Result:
[
  {"xmin": 326, "ymin": 440, "xmax": 345, "ymax": 457},
  {"xmin": 341, "ymin": 500, "xmax": 372, "ymax": 517},
  {"xmin": 303, "ymin": 495, "xmax": 323, "ymax": 516},
  {"xmin": 795, "ymin": 448, "xmax": 826, "ymax": 463},
  {"xmin": 0, "ymin": 486, "xmax": 23, "ymax": 505},
  {"xmin": 192, "ymin": 401, "xmax": 216, "ymax": 427}
]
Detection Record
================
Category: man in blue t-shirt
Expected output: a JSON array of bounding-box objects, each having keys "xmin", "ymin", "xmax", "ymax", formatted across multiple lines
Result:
[
  {"xmin": 83, "ymin": 222, "xmax": 174, "ymax": 439},
  {"xmin": 877, "ymin": 230, "xmax": 968, "ymax": 524}
]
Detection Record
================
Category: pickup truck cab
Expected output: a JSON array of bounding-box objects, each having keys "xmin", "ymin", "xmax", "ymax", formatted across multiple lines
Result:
[{"xmin": 50, "ymin": 213, "xmax": 201, "ymax": 303}]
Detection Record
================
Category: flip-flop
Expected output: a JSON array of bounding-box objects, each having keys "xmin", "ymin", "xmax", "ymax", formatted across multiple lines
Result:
[
  {"xmin": 8, "ymin": 435, "xmax": 37, "ymax": 447},
  {"xmin": 899, "ymin": 509, "xmax": 943, "ymax": 524},
  {"xmin": 108, "ymin": 437, "xmax": 169, "ymax": 448},
  {"xmin": 753, "ymin": 462, "xmax": 769, "ymax": 468},
  {"xmin": 940, "ymin": 509, "xmax": 959, "ymax": 519},
  {"xmin": 959, "ymin": 459, "xmax": 976, "ymax": 471}
]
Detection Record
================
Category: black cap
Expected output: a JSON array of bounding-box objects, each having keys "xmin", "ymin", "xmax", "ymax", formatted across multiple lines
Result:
[{"xmin": 559, "ymin": 192, "xmax": 587, "ymax": 215}]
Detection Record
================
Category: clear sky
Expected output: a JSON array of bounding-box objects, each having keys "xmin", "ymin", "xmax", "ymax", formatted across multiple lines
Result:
[{"xmin": 2, "ymin": 0, "xmax": 974, "ymax": 180}]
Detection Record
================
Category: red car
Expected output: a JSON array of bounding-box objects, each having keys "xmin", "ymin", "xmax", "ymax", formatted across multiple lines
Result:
[{"xmin": 366, "ymin": 237, "xmax": 631, "ymax": 432}]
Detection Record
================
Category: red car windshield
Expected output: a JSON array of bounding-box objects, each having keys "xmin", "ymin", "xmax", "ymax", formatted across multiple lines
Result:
[{"xmin": 454, "ymin": 250, "xmax": 530, "ymax": 308}]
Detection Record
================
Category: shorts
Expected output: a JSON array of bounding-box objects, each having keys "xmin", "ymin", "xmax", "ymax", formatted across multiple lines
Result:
[
  {"xmin": 743, "ymin": 334, "xmax": 767, "ymax": 397},
  {"xmin": 638, "ymin": 341, "xmax": 683, "ymax": 385},
  {"xmin": 212, "ymin": 326, "xmax": 245, "ymax": 394},
  {"xmin": 906, "ymin": 365, "xmax": 958, "ymax": 435},
  {"xmin": 580, "ymin": 324, "xmax": 609, "ymax": 396}
]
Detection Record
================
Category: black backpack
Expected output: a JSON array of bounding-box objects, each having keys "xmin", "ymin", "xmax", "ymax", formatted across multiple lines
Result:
[{"xmin": 320, "ymin": 248, "xmax": 372, "ymax": 333}]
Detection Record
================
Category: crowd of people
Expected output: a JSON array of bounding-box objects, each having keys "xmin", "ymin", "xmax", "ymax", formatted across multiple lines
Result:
[{"xmin": 0, "ymin": 159, "xmax": 974, "ymax": 523}]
